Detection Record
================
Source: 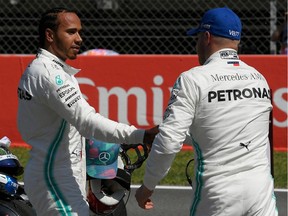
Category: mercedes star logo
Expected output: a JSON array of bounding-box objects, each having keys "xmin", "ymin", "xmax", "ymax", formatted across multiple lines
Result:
[{"xmin": 99, "ymin": 152, "xmax": 111, "ymax": 163}]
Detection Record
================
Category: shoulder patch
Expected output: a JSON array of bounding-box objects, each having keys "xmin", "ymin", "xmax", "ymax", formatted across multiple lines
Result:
[{"xmin": 169, "ymin": 77, "xmax": 182, "ymax": 104}]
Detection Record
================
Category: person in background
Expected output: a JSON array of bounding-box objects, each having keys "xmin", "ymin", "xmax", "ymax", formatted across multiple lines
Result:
[
  {"xmin": 17, "ymin": 7, "xmax": 158, "ymax": 216},
  {"xmin": 135, "ymin": 7, "xmax": 278, "ymax": 216},
  {"xmin": 271, "ymin": 11, "xmax": 288, "ymax": 54}
]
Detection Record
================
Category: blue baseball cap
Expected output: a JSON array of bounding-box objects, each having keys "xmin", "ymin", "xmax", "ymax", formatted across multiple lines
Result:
[
  {"xmin": 187, "ymin": 7, "xmax": 242, "ymax": 40},
  {"xmin": 86, "ymin": 138, "xmax": 120, "ymax": 179}
]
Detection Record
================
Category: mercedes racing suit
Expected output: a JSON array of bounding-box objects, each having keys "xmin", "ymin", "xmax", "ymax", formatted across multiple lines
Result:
[
  {"xmin": 143, "ymin": 49, "xmax": 278, "ymax": 216},
  {"xmin": 17, "ymin": 49, "xmax": 144, "ymax": 216}
]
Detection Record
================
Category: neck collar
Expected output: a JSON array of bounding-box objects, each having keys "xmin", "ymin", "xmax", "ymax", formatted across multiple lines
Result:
[
  {"xmin": 37, "ymin": 48, "xmax": 81, "ymax": 75},
  {"xmin": 204, "ymin": 49, "xmax": 239, "ymax": 65}
]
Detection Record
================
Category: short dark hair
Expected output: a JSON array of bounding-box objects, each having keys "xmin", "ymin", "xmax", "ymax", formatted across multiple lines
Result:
[{"xmin": 38, "ymin": 7, "xmax": 78, "ymax": 48}]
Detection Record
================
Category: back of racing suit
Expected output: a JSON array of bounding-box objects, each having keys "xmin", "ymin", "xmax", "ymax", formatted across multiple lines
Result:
[
  {"xmin": 17, "ymin": 49, "xmax": 144, "ymax": 216},
  {"xmin": 143, "ymin": 49, "xmax": 278, "ymax": 216}
]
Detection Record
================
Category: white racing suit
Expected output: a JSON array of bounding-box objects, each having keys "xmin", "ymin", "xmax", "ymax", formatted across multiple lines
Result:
[
  {"xmin": 144, "ymin": 49, "xmax": 278, "ymax": 216},
  {"xmin": 17, "ymin": 49, "xmax": 144, "ymax": 216}
]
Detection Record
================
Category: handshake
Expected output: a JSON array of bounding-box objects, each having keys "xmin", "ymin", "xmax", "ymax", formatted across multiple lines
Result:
[{"xmin": 143, "ymin": 125, "xmax": 159, "ymax": 150}]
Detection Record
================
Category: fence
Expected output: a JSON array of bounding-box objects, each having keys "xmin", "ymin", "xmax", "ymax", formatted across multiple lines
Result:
[{"xmin": 0, "ymin": 0, "xmax": 287, "ymax": 54}]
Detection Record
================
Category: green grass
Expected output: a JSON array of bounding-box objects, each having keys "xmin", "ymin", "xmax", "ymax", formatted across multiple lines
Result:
[
  {"xmin": 10, "ymin": 147, "xmax": 287, "ymax": 189},
  {"xmin": 130, "ymin": 151, "xmax": 288, "ymax": 189}
]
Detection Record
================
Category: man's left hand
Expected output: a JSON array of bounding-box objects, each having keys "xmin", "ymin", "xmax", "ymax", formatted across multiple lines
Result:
[{"xmin": 135, "ymin": 184, "xmax": 154, "ymax": 210}]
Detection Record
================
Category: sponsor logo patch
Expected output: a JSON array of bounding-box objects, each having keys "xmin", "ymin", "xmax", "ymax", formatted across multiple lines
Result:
[
  {"xmin": 17, "ymin": 88, "xmax": 32, "ymax": 100},
  {"xmin": 55, "ymin": 75, "xmax": 64, "ymax": 86}
]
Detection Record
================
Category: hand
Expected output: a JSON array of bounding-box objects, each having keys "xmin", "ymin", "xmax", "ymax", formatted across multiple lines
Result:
[
  {"xmin": 135, "ymin": 184, "xmax": 154, "ymax": 209},
  {"xmin": 143, "ymin": 125, "xmax": 159, "ymax": 148}
]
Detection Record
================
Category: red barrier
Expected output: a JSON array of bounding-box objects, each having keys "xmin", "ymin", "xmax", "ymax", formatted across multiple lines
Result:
[{"xmin": 0, "ymin": 55, "xmax": 287, "ymax": 151}]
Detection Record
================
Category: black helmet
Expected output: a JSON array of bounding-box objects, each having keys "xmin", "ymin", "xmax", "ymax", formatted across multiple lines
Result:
[
  {"xmin": 86, "ymin": 140, "xmax": 148, "ymax": 215},
  {"xmin": 87, "ymin": 175, "xmax": 129, "ymax": 215},
  {"xmin": 86, "ymin": 139, "xmax": 131, "ymax": 215}
]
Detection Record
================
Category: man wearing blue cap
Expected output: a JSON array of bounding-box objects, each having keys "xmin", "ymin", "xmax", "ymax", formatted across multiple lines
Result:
[{"xmin": 135, "ymin": 7, "xmax": 278, "ymax": 216}]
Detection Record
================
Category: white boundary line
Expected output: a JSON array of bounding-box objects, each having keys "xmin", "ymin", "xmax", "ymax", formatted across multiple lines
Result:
[
  {"xmin": 131, "ymin": 185, "xmax": 288, "ymax": 192},
  {"xmin": 274, "ymin": 188, "xmax": 288, "ymax": 193}
]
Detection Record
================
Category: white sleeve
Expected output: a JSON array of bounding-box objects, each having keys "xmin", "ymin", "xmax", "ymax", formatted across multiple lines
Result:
[
  {"xmin": 144, "ymin": 150, "xmax": 176, "ymax": 190},
  {"xmin": 77, "ymin": 102, "xmax": 145, "ymax": 144},
  {"xmin": 43, "ymin": 72, "xmax": 145, "ymax": 144},
  {"xmin": 143, "ymin": 73, "xmax": 197, "ymax": 189}
]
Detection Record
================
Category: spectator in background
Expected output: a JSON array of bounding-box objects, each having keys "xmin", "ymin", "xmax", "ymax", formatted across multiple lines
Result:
[
  {"xmin": 81, "ymin": 48, "xmax": 119, "ymax": 55},
  {"xmin": 135, "ymin": 7, "xmax": 278, "ymax": 216},
  {"xmin": 271, "ymin": 11, "xmax": 288, "ymax": 54},
  {"xmin": 17, "ymin": 7, "xmax": 158, "ymax": 216}
]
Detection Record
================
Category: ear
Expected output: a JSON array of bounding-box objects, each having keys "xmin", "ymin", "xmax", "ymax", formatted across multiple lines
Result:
[
  {"xmin": 204, "ymin": 31, "xmax": 211, "ymax": 44},
  {"xmin": 45, "ymin": 28, "xmax": 54, "ymax": 43}
]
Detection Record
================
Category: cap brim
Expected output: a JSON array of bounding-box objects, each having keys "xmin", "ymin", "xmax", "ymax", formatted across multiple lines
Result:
[
  {"xmin": 87, "ymin": 160, "xmax": 118, "ymax": 179},
  {"xmin": 186, "ymin": 28, "xmax": 199, "ymax": 36}
]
